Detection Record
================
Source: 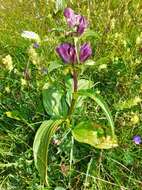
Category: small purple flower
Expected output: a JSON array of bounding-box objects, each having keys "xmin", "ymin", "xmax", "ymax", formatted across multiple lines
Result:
[
  {"xmin": 64, "ymin": 7, "xmax": 88, "ymax": 35},
  {"xmin": 56, "ymin": 43, "xmax": 76, "ymax": 63},
  {"xmin": 80, "ymin": 43, "xmax": 92, "ymax": 62},
  {"xmin": 133, "ymin": 135, "xmax": 141, "ymax": 144},
  {"xmin": 76, "ymin": 15, "xmax": 88, "ymax": 35},
  {"xmin": 64, "ymin": 8, "xmax": 76, "ymax": 27},
  {"xmin": 33, "ymin": 42, "xmax": 39, "ymax": 49}
]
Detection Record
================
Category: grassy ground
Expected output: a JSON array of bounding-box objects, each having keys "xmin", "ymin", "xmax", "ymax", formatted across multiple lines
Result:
[{"xmin": 0, "ymin": 0, "xmax": 142, "ymax": 189}]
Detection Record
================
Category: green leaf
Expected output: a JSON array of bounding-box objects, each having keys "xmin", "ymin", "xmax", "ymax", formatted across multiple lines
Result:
[
  {"xmin": 55, "ymin": 187, "xmax": 66, "ymax": 190},
  {"xmin": 77, "ymin": 89, "xmax": 115, "ymax": 137},
  {"xmin": 33, "ymin": 119, "xmax": 63, "ymax": 185},
  {"xmin": 43, "ymin": 82, "xmax": 68, "ymax": 117},
  {"xmin": 65, "ymin": 78, "xmax": 93, "ymax": 108},
  {"xmin": 84, "ymin": 59, "xmax": 95, "ymax": 66},
  {"xmin": 72, "ymin": 121, "xmax": 118, "ymax": 149},
  {"xmin": 83, "ymin": 29, "xmax": 100, "ymax": 39},
  {"xmin": 96, "ymin": 57, "xmax": 110, "ymax": 65},
  {"xmin": 48, "ymin": 61, "xmax": 63, "ymax": 73}
]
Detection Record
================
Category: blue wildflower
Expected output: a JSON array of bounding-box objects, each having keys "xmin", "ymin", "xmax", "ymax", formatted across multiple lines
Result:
[{"xmin": 133, "ymin": 135, "xmax": 141, "ymax": 144}]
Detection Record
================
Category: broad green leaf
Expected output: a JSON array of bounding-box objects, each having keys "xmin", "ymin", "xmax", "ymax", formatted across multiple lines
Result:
[
  {"xmin": 33, "ymin": 119, "xmax": 63, "ymax": 185},
  {"xmin": 72, "ymin": 121, "xmax": 118, "ymax": 149},
  {"xmin": 43, "ymin": 82, "xmax": 68, "ymax": 117},
  {"xmin": 77, "ymin": 89, "xmax": 115, "ymax": 137}
]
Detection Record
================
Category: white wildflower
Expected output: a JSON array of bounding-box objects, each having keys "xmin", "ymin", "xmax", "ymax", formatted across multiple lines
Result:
[{"xmin": 21, "ymin": 31, "xmax": 40, "ymax": 43}]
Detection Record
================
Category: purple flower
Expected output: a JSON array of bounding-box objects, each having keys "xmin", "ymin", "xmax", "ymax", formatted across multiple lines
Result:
[
  {"xmin": 56, "ymin": 43, "xmax": 76, "ymax": 63},
  {"xmin": 80, "ymin": 43, "xmax": 92, "ymax": 62},
  {"xmin": 64, "ymin": 7, "xmax": 88, "ymax": 35},
  {"xmin": 56, "ymin": 43, "xmax": 92, "ymax": 64},
  {"xmin": 133, "ymin": 135, "xmax": 141, "ymax": 144},
  {"xmin": 76, "ymin": 15, "xmax": 88, "ymax": 35},
  {"xmin": 64, "ymin": 8, "xmax": 76, "ymax": 27},
  {"xmin": 33, "ymin": 42, "xmax": 39, "ymax": 49}
]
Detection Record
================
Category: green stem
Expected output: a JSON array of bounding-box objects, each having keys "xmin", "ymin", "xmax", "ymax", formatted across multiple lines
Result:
[
  {"xmin": 67, "ymin": 37, "xmax": 80, "ymax": 119},
  {"xmin": 73, "ymin": 37, "xmax": 81, "ymax": 92},
  {"xmin": 73, "ymin": 69, "xmax": 77, "ymax": 92},
  {"xmin": 74, "ymin": 37, "xmax": 80, "ymax": 64},
  {"xmin": 68, "ymin": 93, "xmax": 78, "ymax": 119}
]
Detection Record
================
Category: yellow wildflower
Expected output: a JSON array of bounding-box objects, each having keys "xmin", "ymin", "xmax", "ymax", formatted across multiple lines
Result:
[
  {"xmin": 21, "ymin": 78, "xmax": 27, "ymax": 86},
  {"xmin": 5, "ymin": 86, "xmax": 10, "ymax": 93},
  {"xmin": 131, "ymin": 114, "xmax": 139, "ymax": 125},
  {"xmin": 28, "ymin": 45, "xmax": 40, "ymax": 65},
  {"xmin": 2, "ymin": 55, "xmax": 13, "ymax": 72}
]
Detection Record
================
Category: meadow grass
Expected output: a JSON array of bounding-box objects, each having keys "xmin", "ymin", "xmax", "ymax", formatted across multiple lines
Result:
[{"xmin": 0, "ymin": 0, "xmax": 142, "ymax": 189}]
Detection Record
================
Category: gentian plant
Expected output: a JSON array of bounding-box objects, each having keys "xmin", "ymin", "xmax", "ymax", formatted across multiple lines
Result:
[{"xmin": 32, "ymin": 8, "xmax": 118, "ymax": 186}]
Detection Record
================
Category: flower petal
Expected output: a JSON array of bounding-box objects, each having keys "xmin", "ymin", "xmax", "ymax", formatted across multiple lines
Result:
[
  {"xmin": 80, "ymin": 43, "xmax": 92, "ymax": 62},
  {"xmin": 56, "ymin": 43, "xmax": 76, "ymax": 63},
  {"xmin": 64, "ymin": 8, "xmax": 76, "ymax": 27},
  {"xmin": 64, "ymin": 8, "xmax": 88, "ymax": 35},
  {"xmin": 133, "ymin": 135, "xmax": 141, "ymax": 144},
  {"xmin": 64, "ymin": 8, "xmax": 74, "ymax": 18},
  {"xmin": 77, "ymin": 16, "xmax": 88, "ymax": 35}
]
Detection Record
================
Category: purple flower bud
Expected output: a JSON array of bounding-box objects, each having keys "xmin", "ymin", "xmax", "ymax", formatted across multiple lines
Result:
[
  {"xmin": 56, "ymin": 43, "xmax": 76, "ymax": 63},
  {"xmin": 33, "ymin": 42, "xmax": 39, "ymax": 49},
  {"xmin": 64, "ymin": 8, "xmax": 88, "ymax": 35},
  {"xmin": 133, "ymin": 135, "xmax": 141, "ymax": 144},
  {"xmin": 79, "ymin": 43, "xmax": 92, "ymax": 62},
  {"xmin": 77, "ymin": 16, "xmax": 88, "ymax": 35},
  {"xmin": 64, "ymin": 8, "xmax": 74, "ymax": 18},
  {"xmin": 64, "ymin": 8, "xmax": 76, "ymax": 27}
]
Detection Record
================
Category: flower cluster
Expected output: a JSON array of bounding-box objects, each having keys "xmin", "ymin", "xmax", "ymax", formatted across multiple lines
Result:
[
  {"xmin": 2, "ymin": 55, "xmax": 13, "ymax": 72},
  {"xmin": 64, "ymin": 8, "xmax": 88, "ymax": 35},
  {"xmin": 56, "ymin": 8, "xmax": 92, "ymax": 64},
  {"xmin": 56, "ymin": 43, "xmax": 92, "ymax": 64}
]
